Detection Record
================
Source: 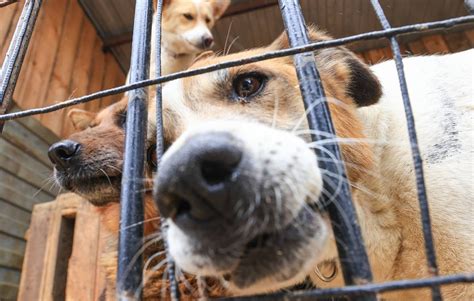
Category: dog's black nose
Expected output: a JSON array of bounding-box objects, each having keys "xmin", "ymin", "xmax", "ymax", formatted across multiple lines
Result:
[
  {"xmin": 202, "ymin": 36, "xmax": 214, "ymax": 49},
  {"xmin": 155, "ymin": 132, "xmax": 242, "ymax": 226},
  {"xmin": 48, "ymin": 140, "xmax": 81, "ymax": 169}
]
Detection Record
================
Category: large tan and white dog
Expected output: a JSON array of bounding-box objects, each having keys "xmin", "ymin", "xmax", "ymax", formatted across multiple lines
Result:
[{"xmin": 154, "ymin": 28, "xmax": 474, "ymax": 300}]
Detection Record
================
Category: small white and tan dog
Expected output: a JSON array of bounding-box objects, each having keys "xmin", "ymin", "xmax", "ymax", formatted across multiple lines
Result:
[
  {"xmin": 153, "ymin": 28, "xmax": 473, "ymax": 300},
  {"xmin": 153, "ymin": 0, "xmax": 230, "ymax": 75}
]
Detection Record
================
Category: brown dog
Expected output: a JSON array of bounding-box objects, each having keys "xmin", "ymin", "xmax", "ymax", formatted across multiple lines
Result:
[{"xmin": 49, "ymin": 98, "xmax": 224, "ymax": 299}]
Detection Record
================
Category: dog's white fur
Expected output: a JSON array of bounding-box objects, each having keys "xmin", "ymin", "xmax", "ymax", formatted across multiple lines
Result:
[{"xmin": 160, "ymin": 48, "xmax": 473, "ymax": 299}]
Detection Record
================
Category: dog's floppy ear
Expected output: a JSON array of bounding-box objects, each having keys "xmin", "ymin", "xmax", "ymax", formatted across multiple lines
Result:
[
  {"xmin": 68, "ymin": 109, "xmax": 96, "ymax": 131},
  {"xmin": 209, "ymin": 0, "xmax": 231, "ymax": 19},
  {"xmin": 268, "ymin": 27, "xmax": 381, "ymax": 107},
  {"xmin": 192, "ymin": 50, "xmax": 215, "ymax": 64}
]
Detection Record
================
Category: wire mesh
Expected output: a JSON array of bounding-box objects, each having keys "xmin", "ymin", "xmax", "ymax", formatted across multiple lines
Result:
[{"xmin": 1, "ymin": 0, "xmax": 473, "ymax": 300}]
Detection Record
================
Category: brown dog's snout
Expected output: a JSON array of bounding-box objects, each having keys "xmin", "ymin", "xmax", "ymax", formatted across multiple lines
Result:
[
  {"xmin": 156, "ymin": 132, "xmax": 243, "ymax": 229},
  {"xmin": 48, "ymin": 140, "xmax": 81, "ymax": 169}
]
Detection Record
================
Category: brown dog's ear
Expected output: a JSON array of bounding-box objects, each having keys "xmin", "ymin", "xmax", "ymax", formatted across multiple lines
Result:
[
  {"xmin": 209, "ymin": 0, "xmax": 231, "ymax": 19},
  {"xmin": 192, "ymin": 50, "xmax": 215, "ymax": 64},
  {"xmin": 268, "ymin": 27, "xmax": 381, "ymax": 107},
  {"xmin": 68, "ymin": 109, "xmax": 96, "ymax": 131}
]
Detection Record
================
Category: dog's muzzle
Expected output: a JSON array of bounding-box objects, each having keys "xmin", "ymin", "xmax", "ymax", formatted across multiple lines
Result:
[{"xmin": 155, "ymin": 132, "xmax": 247, "ymax": 243}]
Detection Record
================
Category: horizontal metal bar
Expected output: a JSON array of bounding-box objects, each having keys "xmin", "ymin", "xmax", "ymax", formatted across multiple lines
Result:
[
  {"xmin": 116, "ymin": 0, "xmax": 153, "ymax": 299},
  {"xmin": 370, "ymin": 0, "xmax": 441, "ymax": 300},
  {"xmin": 0, "ymin": 15, "xmax": 472, "ymax": 123},
  {"xmin": 0, "ymin": 0, "xmax": 42, "ymax": 132},
  {"xmin": 278, "ymin": 1, "xmax": 374, "ymax": 300},
  {"xmin": 216, "ymin": 273, "xmax": 474, "ymax": 301},
  {"xmin": 0, "ymin": 0, "xmax": 17, "ymax": 8}
]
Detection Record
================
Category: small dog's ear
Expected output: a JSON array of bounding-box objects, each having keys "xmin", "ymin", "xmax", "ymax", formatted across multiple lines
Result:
[
  {"xmin": 162, "ymin": 0, "xmax": 172, "ymax": 7},
  {"xmin": 210, "ymin": 0, "xmax": 231, "ymax": 19},
  {"xmin": 68, "ymin": 109, "xmax": 96, "ymax": 131},
  {"xmin": 192, "ymin": 50, "xmax": 215, "ymax": 64}
]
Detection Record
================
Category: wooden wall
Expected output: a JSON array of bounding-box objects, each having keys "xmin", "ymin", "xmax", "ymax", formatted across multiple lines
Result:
[
  {"xmin": 0, "ymin": 0, "xmax": 126, "ymax": 138},
  {"xmin": 0, "ymin": 104, "xmax": 59, "ymax": 300},
  {"xmin": 357, "ymin": 29, "xmax": 474, "ymax": 64}
]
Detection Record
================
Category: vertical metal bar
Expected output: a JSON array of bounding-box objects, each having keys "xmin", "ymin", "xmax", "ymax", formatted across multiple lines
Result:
[
  {"xmin": 153, "ymin": 0, "xmax": 180, "ymax": 300},
  {"xmin": 369, "ymin": 1, "xmax": 441, "ymax": 300},
  {"xmin": 117, "ymin": 0, "xmax": 153, "ymax": 300},
  {"xmin": 277, "ymin": 1, "xmax": 376, "ymax": 300},
  {"xmin": 0, "ymin": 0, "xmax": 42, "ymax": 133}
]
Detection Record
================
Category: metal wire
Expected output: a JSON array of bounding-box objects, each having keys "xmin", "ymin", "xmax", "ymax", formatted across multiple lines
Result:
[
  {"xmin": 278, "ymin": 1, "xmax": 375, "ymax": 300},
  {"xmin": 153, "ymin": 0, "xmax": 180, "ymax": 299},
  {"xmin": 0, "ymin": 15, "xmax": 473, "ymax": 122},
  {"xmin": 369, "ymin": 1, "xmax": 441, "ymax": 299},
  {"xmin": 0, "ymin": 0, "xmax": 42, "ymax": 132},
  {"xmin": 116, "ymin": 0, "xmax": 152, "ymax": 300},
  {"xmin": 1, "ymin": 0, "xmax": 473, "ymax": 300},
  {"xmin": 215, "ymin": 273, "xmax": 474, "ymax": 301}
]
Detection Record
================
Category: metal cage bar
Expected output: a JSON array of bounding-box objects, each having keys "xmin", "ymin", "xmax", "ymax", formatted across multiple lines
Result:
[
  {"xmin": 116, "ymin": 0, "xmax": 153, "ymax": 300},
  {"xmin": 0, "ymin": 0, "xmax": 473, "ymax": 300},
  {"xmin": 369, "ymin": 0, "xmax": 441, "ymax": 299},
  {"xmin": 278, "ymin": 1, "xmax": 375, "ymax": 300},
  {"xmin": 0, "ymin": 0, "xmax": 42, "ymax": 133},
  {"xmin": 153, "ymin": 0, "xmax": 180, "ymax": 300}
]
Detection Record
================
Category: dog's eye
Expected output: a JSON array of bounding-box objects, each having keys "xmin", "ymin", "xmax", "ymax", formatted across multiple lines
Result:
[
  {"xmin": 205, "ymin": 17, "xmax": 211, "ymax": 23},
  {"xmin": 183, "ymin": 13, "xmax": 194, "ymax": 21},
  {"xmin": 116, "ymin": 111, "xmax": 127, "ymax": 128},
  {"xmin": 147, "ymin": 145, "xmax": 158, "ymax": 171},
  {"xmin": 232, "ymin": 73, "xmax": 267, "ymax": 100}
]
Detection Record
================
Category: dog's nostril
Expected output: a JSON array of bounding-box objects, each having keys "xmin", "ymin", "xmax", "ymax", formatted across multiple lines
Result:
[
  {"xmin": 175, "ymin": 198, "xmax": 191, "ymax": 219},
  {"xmin": 201, "ymin": 159, "xmax": 237, "ymax": 185},
  {"xmin": 48, "ymin": 140, "xmax": 81, "ymax": 168}
]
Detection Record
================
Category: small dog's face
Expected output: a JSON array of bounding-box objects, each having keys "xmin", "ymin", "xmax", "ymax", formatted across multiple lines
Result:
[
  {"xmin": 162, "ymin": 0, "xmax": 230, "ymax": 53},
  {"xmin": 48, "ymin": 99, "xmax": 129, "ymax": 205},
  {"xmin": 49, "ymin": 98, "xmax": 157, "ymax": 206},
  {"xmin": 155, "ymin": 29, "xmax": 381, "ymax": 295}
]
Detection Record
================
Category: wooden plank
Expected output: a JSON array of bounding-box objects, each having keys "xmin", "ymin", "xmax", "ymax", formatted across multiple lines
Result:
[
  {"xmin": 86, "ymin": 36, "xmax": 107, "ymax": 113},
  {"xmin": 13, "ymin": 0, "xmax": 68, "ymax": 111},
  {"xmin": 0, "ymin": 281, "xmax": 19, "ymax": 300},
  {"xmin": 98, "ymin": 53, "xmax": 120, "ymax": 108},
  {"xmin": 0, "ymin": 151, "xmax": 57, "ymax": 196},
  {"xmin": 39, "ymin": 0, "xmax": 84, "ymax": 136},
  {"xmin": 0, "ymin": 212, "xmax": 29, "ymax": 239},
  {"xmin": 0, "ymin": 247, "xmax": 23, "ymax": 270},
  {"xmin": 421, "ymin": 34, "xmax": 450, "ymax": 54},
  {"xmin": 60, "ymin": 20, "xmax": 98, "ymax": 137},
  {"xmin": 66, "ymin": 200, "xmax": 101, "ymax": 301},
  {"xmin": 407, "ymin": 39, "xmax": 428, "ymax": 55},
  {"xmin": 0, "ymin": 0, "xmax": 18, "ymax": 52},
  {"xmin": 0, "ymin": 0, "xmax": 22, "ymax": 61},
  {"xmin": 93, "ymin": 222, "xmax": 109, "ymax": 300},
  {"xmin": 37, "ymin": 194, "xmax": 79, "ymax": 300},
  {"xmin": 443, "ymin": 31, "xmax": 472, "ymax": 53},
  {"xmin": 10, "ymin": 105, "xmax": 59, "ymax": 146},
  {"xmin": 0, "ymin": 200, "xmax": 30, "ymax": 223},
  {"xmin": 0, "ymin": 181, "xmax": 49, "ymax": 212},
  {"xmin": 464, "ymin": 29, "xmax": 474, "ymax": 47},
  {"xmin": 0, "ymin": 170, "xmax": 54, "ymax": 206},
  {"xmin": 2, "ymin": 120, "xmax": 54, "ymax": 167},
  {"xmin": 0, "ymin": 233, "xmax": 25, "ymax": 255},
  {"xmin": 17, "ymin": 202, "xmax": 55, "ymax": 301},
  {"xmin": 0, "ymin": 138, "xmax": 52, "ymax": 178}
]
